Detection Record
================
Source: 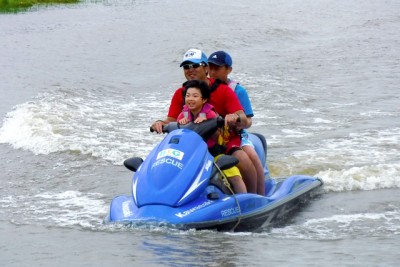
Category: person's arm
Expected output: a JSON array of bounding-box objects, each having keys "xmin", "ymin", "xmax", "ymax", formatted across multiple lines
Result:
[
  {"xmin": 150, "ymin": 88, "xmax": 183, "ymax": 133},
  {"xmin": 243, "ymin": 116, "xmax": 252, "ymax": 128},
  {"xmin": 223, "ymin": 111, "xmax": 249, "ymax": 131},
  {"xmin": 151, "ymin": 116, "xmax": 176, "ymax": 134},
  {"xmin": 235, "ymin": 84, "xmax": 253, "ymax": 129},
  {"xmin": 168, "ymin": 87, "xmax": 185, "ymax": 119},
  {"xmin": 222, "ymin": 85, "xmax": 249, "ymax": 130}
]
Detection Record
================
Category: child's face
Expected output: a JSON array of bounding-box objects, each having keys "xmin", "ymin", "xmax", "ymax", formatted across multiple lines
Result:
[{"xmin": 185, "ymin": 87, "xmax": 206, "ymax": 112}]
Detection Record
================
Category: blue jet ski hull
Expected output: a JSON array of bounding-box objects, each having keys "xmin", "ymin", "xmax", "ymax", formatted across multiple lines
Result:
[{"xmin": 107, "ymin": 175, "xmax": 323, "ymax": 231}]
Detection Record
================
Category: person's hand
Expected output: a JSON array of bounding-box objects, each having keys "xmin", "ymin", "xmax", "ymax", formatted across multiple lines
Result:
[
  {"xmin": 194, "ymin": 117, "xmax": 206, "ymax": 124},
  {"xmin": 178, "ymin": 118, "xmax": 189, "ymax": 125},
  {"xmin": 151, "ymin": 120, "xmax": 164, "ymax": 134},
  {"xmin": 224, "ymin": 113, "xmax": 239, "ymax": 128}
]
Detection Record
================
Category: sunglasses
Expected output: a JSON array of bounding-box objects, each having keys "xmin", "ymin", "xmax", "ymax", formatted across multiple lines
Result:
[{"xmin": 182, "ymin": 63, "xmax": 205, "ymax": 70}]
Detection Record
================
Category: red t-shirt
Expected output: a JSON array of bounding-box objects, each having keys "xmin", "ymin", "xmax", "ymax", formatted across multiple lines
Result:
[{"xmin": 168, "ymin": 78, "xmax": 244, "ymax": 119}]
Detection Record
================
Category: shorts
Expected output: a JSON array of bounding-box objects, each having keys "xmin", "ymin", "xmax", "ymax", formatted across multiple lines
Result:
[
  {"xmin": 214, "ymin": 154, "xmax": 242, "ymax": 179},
  {"xmin": 240, "ymin": 130, "xmax": 255, "ymax": 148},
  {"xmin": 225, "ymin": 134, "xmax": 242, "ymax": 155}
]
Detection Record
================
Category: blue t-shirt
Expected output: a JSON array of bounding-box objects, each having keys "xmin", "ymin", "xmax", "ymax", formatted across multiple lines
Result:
[
  {"xmin": 229, "ymin": 80, "xmax": 254, "ymax": 117},
  {"xmin": 229, "ymin": 80, "xmax": 255, "ymax": 147}
]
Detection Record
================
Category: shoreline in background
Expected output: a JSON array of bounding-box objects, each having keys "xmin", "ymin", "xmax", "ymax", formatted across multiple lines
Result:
[{"xmin": 0, "ymin": 0, "xmax": 79, "ymax": 13}]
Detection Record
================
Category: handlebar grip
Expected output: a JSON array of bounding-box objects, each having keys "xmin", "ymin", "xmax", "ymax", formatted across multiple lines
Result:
[
  {"xmin": 151, "ymin": 120, "xmax": 165, "ymax": 133},
  {"xmin": 149, "ymin": 123, "xmax": 169, "ymax": 133}
]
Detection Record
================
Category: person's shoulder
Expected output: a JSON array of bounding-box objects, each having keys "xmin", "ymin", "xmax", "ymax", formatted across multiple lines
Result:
[
  {"xmin": 236, "ymin": 85, "xmax": 248, "ymax": 96},
  {"xmin": 204, "ymin": 103, "xmax": 218, "ymax": 118},
  {"xmin": 236, "ymin": 82, "xmax": 246, "ymax": 90},
  {"xmin": 172, "ymin": 86, "xmax": 184, "ymax": 97},
  {"xmin": 203, "ymin": 102, "xmax": 215, "ymax": 112},
  {"xmin": 209, "ymin": 78, "xmax": 229, "ymax": 90},
  {"xmin": 232, "ymin": 81, "xmax": 247, "ymax": 91},
  {"xmin": 175, "ymin": 86, "xmax": 184, "ymax": 92},
  {"xmin": 217, "ymin": 82, "xmax": 233, "ymax": 91}
]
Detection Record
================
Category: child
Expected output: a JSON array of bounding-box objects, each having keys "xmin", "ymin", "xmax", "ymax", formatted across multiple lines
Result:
[{"xmin": 177, "ymin": 80, "xmax": 247, "ymax": 194}]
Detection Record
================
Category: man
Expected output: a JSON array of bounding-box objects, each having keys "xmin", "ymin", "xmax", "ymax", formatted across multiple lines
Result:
[
  {"xmin": 208, "ymin": 50, "xmax": 265, "ymax": 196},
  {"xmin": 151, "ymin": 48, "xmax": 258, "ymax": 193}
]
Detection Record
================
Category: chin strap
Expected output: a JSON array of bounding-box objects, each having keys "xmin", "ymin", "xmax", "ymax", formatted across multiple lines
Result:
[{"xmin": 213, "ymin": 162, "xmax": 242, "ymax": 232}]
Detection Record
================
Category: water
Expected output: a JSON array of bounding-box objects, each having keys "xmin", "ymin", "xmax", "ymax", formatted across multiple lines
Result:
[{"xmin": 1, "ymin": 0, "xmax": 399, "ymax": 266}]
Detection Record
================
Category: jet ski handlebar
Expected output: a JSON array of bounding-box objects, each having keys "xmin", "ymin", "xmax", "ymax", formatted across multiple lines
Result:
[{"xmin": 150, "ymin": 117, "xmax": 225, "ymax": 140}]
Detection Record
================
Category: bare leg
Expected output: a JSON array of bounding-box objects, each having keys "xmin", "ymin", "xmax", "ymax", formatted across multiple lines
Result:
[
  {"xmin": 228, "ymin": 176, "xmax": 247, "ymax": 194},
  {"xmin": 232, "ymin": 149, "xmax": 257, "ymax": 193},
  {"xmin": 243, "ymin": 146, "xmax": 265, "ymax": 196}
]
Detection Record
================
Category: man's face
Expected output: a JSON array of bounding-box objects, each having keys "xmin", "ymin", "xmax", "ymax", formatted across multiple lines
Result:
[
  {"xmin": 208, "ymin": 63, "xmax": 231, "ymax": 81},
  {"xmin": 182, "ymin": 62, "xmax": 208, "ymax": 81}
]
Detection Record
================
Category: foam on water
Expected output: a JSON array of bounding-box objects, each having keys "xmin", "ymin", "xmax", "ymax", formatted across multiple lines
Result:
[
  {"xmin": 267, "ymin": 125, "xmax": 400, "ymax": 191},
  {"xmin": 0, "ymin": 88, "xmax": 166, "ymax": 164},
  {"xmin": 287, "ymin": 127, "xmax": 400, "ymax": 191},
  {"xmin": 268, "ymin": 208, "xmax": 400, "ymax": 240},
  {"xmin": 318, "ymin": 164, "xmax": 400, "ymax": 192},
  {"xmin": 0, "ymin": 190, "xmax": 108, "ymax": 228}
]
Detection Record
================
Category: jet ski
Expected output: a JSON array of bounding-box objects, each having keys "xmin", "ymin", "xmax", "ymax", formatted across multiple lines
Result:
[{"xmin": 105, "ymin": 118, "xmax": 323, "ymax": 231}]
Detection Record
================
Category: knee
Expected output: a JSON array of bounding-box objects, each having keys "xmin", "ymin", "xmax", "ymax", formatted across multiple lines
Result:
[{"xmin": 233, "ymin": 150, "xmax": 252, "ymax": 165}]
